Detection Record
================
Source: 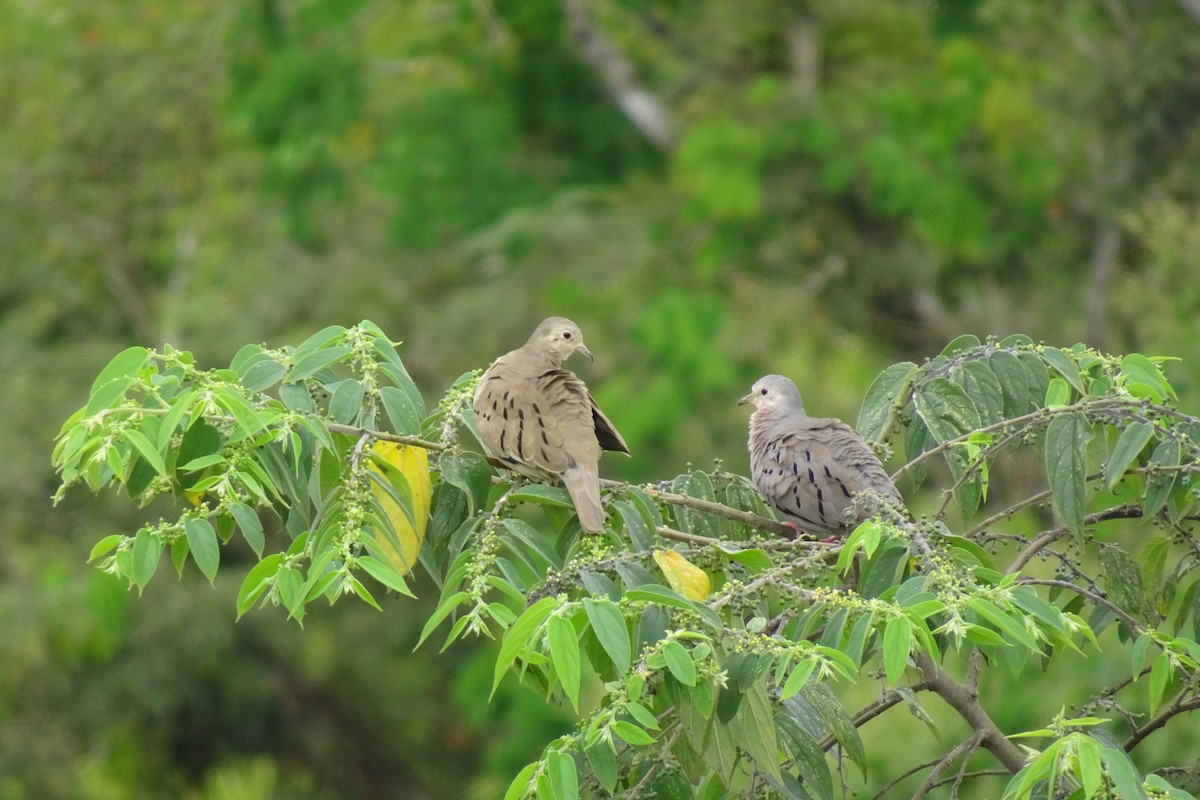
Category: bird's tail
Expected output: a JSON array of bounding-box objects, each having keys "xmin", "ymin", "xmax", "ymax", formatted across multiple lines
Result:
[{"xmin": 562, "ymin": 464, "xmax": 605, "ymax": 533}]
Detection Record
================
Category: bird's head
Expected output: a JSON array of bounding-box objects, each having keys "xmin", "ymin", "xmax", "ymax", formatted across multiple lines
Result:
[
  {"xmin": 528, "ymin": 316, "xmax": 593, "ymax": 365},
  {"xmin": 738, "ymin": 374, "xmax": 805, "ymax": 413}
]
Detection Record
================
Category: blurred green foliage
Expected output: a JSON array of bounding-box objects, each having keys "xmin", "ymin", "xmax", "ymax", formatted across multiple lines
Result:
[{"xmin": 5, "ymin": 0, "xmax": 1200, "ymax": 796}]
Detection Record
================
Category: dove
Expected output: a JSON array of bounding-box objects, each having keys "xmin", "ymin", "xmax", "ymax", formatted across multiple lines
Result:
[
  {"xmin": 739, "ymin": 374, "xmax": 901, "ymax": 537},
  {"xmin": 473, "ymin": 317, "xmax": 630, "ymax": 532}
]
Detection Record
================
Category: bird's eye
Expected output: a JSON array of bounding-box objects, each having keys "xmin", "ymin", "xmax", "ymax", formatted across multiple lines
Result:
[
  {"xmin": 760, "ymin": 388, "xmax": 768, "ymax": 395},
  {"xmin": 562, "ymin": 331, "xmax": 572, "ymax": 340}
]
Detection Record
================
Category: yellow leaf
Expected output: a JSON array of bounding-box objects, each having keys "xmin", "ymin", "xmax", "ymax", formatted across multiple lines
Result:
[
  {"xmin": 369, "ymin": 441, "xmax": 432, "ymax": 576},
  {"xmin": 653, "ymin": 550, "xmax": 711, "ymax": 601}
]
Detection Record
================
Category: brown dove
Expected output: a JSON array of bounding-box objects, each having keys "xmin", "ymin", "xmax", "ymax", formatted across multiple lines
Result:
[
  {"xmin": 739, "ymin": 374, "xmax": 901, "ymax": 536},
  {"xmin": 473, "ymin": 317, "xmax": 630, "ymax": 532}
]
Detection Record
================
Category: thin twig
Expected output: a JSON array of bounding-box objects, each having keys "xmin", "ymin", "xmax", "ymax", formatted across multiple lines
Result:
[
  {"xmin": 933, "ymin": 429, "xmax": 1025, "ymax": 520},
  {"xmin": 892, "ymin": 405, "xmax": 1067, "ymax": 483},
  {"xmin": 1007, "ymin": 504, "xmax": 1143, "ymax": 574},
  {"xmin": 817, "ymin": 682, "xmax": 932, "ymax": 752},
  {"xmin": 931, "ymin": 769, "xmax": 1012, "ymax": 794},
  {"xmin": 631, "ymin": 483, "xmax": 794, "ymax": 537},
  {"xmin": 326, "ymin": 422, "xmax": 446, "ymax": 451},
  {"xmin": 1016, "ymin": 578, "xmax": 1145, "ymax": 634},
  {"xmin": 963, "ymin": 490, "xmax": 1053, "ymax": 540},
  {"xmin": 912, "ymin": 732, "xmax": 986, "ymax": 800}
]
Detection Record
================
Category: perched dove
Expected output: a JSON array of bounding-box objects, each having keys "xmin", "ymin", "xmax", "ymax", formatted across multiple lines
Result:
[
  {"xmin": 473, "ymin": 317, "xmax": 630, "ymax": 532},
  {"xmin": 739, "ymin": 374, "xmax": 902, "ymax": 536}
]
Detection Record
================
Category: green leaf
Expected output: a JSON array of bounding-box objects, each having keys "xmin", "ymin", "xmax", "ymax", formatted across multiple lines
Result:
[
  {"xmin": 1148, "ymin": 652, "xmax": 1170, "ymax": 712},
  {"xmin": 941, "ymin": 334, "xmax": 981, "ymax": 355},
  {"xmin": 1099, "ymin": 746, "xmax": 1148, "ymax": 800},
  {"xmin": 612, "ymin": 720, "xmax": 656, "ymax": 747},
  {"xmin": 240, "ymin": 357, "xmax": 287, "ymax": 392},
  {"xmin": 913, "ymin": 377, "xmax": 983, "ymax": 522},
  {"xmin": 856, "ymin": 362, "xmax": 916, "ymax": 443},
  {"xmin": 92, "ymin": 346, "xmax": 150, "ymax": 396},
  {"xmin": 416, "ymin": 591, "xmax": 468, "ymax": 650},
  {"xmin": 121, "ymin": 428, "xmax": 167, "ymax": 477},
  {"xmin": 1044, "ymin": 412, "xmax": 1093, "ymax": 539},
  {"xmin": 358, "ymin": 555, "xmax": 415, "ymax": 598},
  {"xmin": 625, "ymin": 585, "xmax": 723, "ymax": 631},
  {"xmin": 89, "ymin": 534, "xmax": 125, "ymax": 563},
  {"xmin": 184, "ymin": 517, "xmax": 220, "ymax": 584},
  {"xmin": 625, "ymin": 701, "xmax": 661, "ymax": 730},
  {"xmin": 1143, "ymin": 439, "xmax": 1181, "ymax": 517},
  {"xmin": 582, "ymin": 598, "xmax": 631, "ymax": 672},
  {"xmin": 953, "ymin": 361, "xmax": 1004, "ymax": 425},
  {"xmin": 508, "ymin": 485, "xmax": 575, "ymax": 509},
  {"xmin": 1120, "ymin": 354, "xmax": 1174, "ymax": 400},
  {"xmin": 236, "ymin": 554, "xmax": 284, "ymax": 618},
  {"xmin": 547, "ymin": 614, "xmax": 582, "ymax": 711},
  {"xmin": 492, "ymin": 596, "xmax": 558, "ymax": 696},
  {"xmin": 229, "ymin": 502, "xmax": 265, "ymax": 558},
  {"xmin": 780, "ymin": 658, "xmax": 817, "ymax": 700},
  {"xmin": 287, "ymin": 345, "xmax": 353, "ymax": 383},
  {"xmin": 1100, "ymin": 546, "xmax": 1144, "ymax": 626},
  {"xmin": 131, "ymin": 528, "xmax": 161, "ymax": 591},
  {"xmin": 970, "ymin": 597, "xmax": 1040, "ymax": 651},
  {"xmin": 1015, "ymin": 351, "xmax": 1049, "ymax": 397},
  {"xmin": 585, "ymin": 741, "xmax": 618, "ymax": 794},
  {"xmin": 1042, "ymin": 346, "xmax": 1085, "ymax": 394},
  {"xmin": 719, "ymin": 546, "xmax": 773, "ymax": 572},
  {"xmin": 379, "ymin": 385, "xmax": 423, "ymax": 436},
  {"xmin": 328, "ymin": 379, "xmax": 366, "ymax": 425},
  {"xmin": 545, "ymin": 749, "xmax": 578, "ymax": 800},
  {"xmin": 783, "ymin": 683, "xmax": 867, "ymax": 777},
  {"xmin": 1076, "ymin": 734, "xmax": 1103, "ymax": 799},
  {"xmin": 614, "ymin": 499, "xmax": 656, "ymax": 552},
  {"xmin": 1107, "ymin": 422, "xmax": 1154, "ymax": 492},
  {"xmin": 503, "ymin": 762, "xmax": 538, "ymax": 800},
  {"xmin": 989, "ymin": 350, "xmax": 1031, "ymax": 417},
  {"xmin": 737, "ymin": 681, "xmax": 782, "ymax": 780},
  {"xmin": 276, "ymin": 565, "xmax": 305, "ymax": 618},
  {"xmin": 663, "ymin": 640, "xmax": 697, "ymax": 686},
  {"xmin": 86, "ymin": 346, "xmax": 149, "ymax": 415},
  {"xmin": 1044, "ymin": 377, "xmax": 1072, "ymax": 408},
  {"xmin": 883, "ymin": 616, "xmax": 912, "ymax": 685}
]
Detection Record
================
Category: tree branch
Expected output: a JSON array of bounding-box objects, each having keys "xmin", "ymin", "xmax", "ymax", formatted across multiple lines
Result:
[
  {"xmin": 561, "ymin": 0, "xmax": 677, "ymax": 151},
  {"xmin": 914, "ymin": 653, "xmax": 1028, "ymax": 774},
  {"xmin": 1125, "ymin": 695, "xmax": 1200, "ymax": 752},
  {"xmin": 635, "ymin": 483, "xmax": 795, "ymax": 537},
  {"xmin": 1006, "ymin": 504, "xmax": 1143, "ymax": 574}
]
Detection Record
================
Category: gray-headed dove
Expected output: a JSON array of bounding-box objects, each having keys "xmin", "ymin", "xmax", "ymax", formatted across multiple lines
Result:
[
  {"xmin": 473, "ymin": 317, "xmax": 629, "ymax": 532},
  {"xmin": 739, "ymin": 374, "xmax": 901, "ymax": 536}
]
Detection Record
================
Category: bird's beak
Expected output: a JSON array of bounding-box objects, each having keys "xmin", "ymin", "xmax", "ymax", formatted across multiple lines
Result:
[
  {"xmin": 737, "ymin": 393, "xmax": 753, "ymax": 406},
  {"xmin": 577, "ymin": 343, "xmax": 594, "ymax": 362}
]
